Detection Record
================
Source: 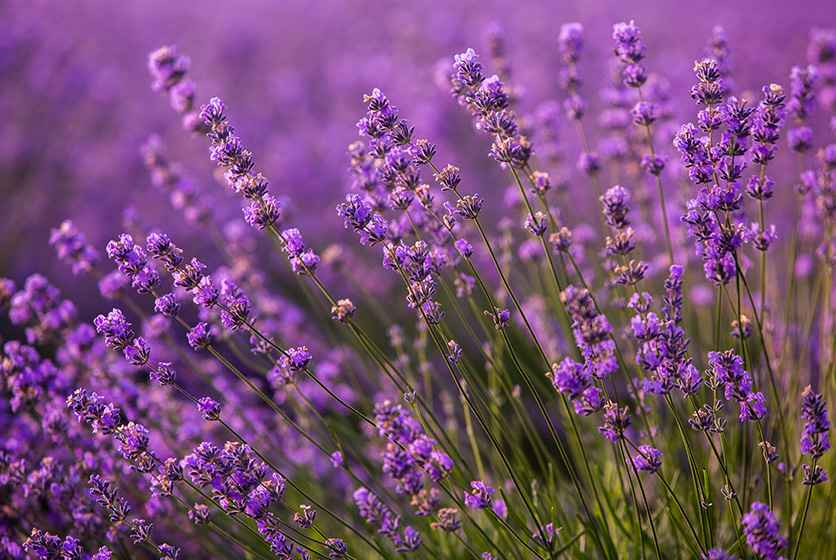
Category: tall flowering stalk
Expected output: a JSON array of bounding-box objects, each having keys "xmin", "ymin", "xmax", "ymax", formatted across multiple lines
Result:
[{"xmin": 613, "ymin": 20, "xmax": 674, "ymax": 263}]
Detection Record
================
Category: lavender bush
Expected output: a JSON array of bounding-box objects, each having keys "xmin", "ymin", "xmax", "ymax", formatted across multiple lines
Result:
[{"xmin": 2, "ymin": 5, "xmax": 836, "ymax": 560}]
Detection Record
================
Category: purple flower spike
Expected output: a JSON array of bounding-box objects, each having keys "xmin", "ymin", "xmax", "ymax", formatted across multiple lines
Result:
[
  {"xmin": 532, "ymin": 523, "xmax": 557, "ymax": 548},
  {"xmin": 93, "ymin": 308, "xmax": 134, "ymax": 350},
  {"xmin": 742, "ymin": 502, "xmax": 786, "ymax": 560},
  {"xmin": 150, "ymin": 362, "xmax": 176, "ymax": 386},
  {"xmin": 394, "ymin": 526, "xmax": 422, "ymax": 552},
  {"xmin": 464, "ymin": 481, "xmax": 494, "ymax": 509},
  {"xmin": 800, "ymin": 385, "xmax": 831, "ymax": 484},
  {"xmin": 154, "ymin": 293, "xmax": 180, "ymax": 317},
  {"xmin": 148, "ymin": 45, "xmax": 190, "ymax": 94},
  {"xmin": 613, "ymin": 21, "xmax": 646, "ymax": 64},
  {"xmin": 629, "ymin": 445, "xmax": 662, "ymax": 473},
  {"xmin": 192, "ymin": 276, "xmax": 218, "ymax": 308},
  {"xmin": 187, "ymin": 322, "xmax": 212, "ymax": 350},
  {"xmin": 243, "ymin": 194, "xmax": 281, "ymax": 230},
  {"xmin": 599, "ymin": 401, "xmax": 632, "ymax": 442},
  {"xmin": 49, "ymin": 220, "xmax": 99, "ymax": 276},
  {"xmin": 197, "ymin": 397, "xmax": 221, "ymax": 421},
  {"xmin": 558, "ymin": 23, "xmax": 584, "ymax": 64}
]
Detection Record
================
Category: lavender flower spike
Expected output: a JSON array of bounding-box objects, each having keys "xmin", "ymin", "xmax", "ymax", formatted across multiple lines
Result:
[{"xmin": 742, "ymin": 502, "xmax": 787, "ymax": 560}]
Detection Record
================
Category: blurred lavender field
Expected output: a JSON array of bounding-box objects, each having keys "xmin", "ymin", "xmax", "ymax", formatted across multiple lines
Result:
[
  {"xmin": 3, "ymin": 1, "xmax": 836, "ymax": 559},
  {"xmin": 3, "ymin": 0, "xmax": 834, "ymax": 311}
]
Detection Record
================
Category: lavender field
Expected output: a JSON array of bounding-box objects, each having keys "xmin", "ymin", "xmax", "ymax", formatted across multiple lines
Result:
[{"xmin": 2, "ymin": 1, "xmax": 836, "ymax": 559}]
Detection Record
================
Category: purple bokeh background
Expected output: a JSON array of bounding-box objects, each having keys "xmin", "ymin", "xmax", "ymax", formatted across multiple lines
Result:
[{"xmin": 2, "ymin": 0, "xmax": 834, "ymax": 314}]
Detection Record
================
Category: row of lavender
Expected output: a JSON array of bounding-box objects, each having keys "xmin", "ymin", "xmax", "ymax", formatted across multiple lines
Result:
[{"xmin": 2, "ymin": 19, "xmax": 836, "ymax": 560}]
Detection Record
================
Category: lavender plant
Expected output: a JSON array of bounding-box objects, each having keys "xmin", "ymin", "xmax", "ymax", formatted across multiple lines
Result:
[{"xmin": 2, "ymin": 15, "xmax": 836, "ymax": 560}]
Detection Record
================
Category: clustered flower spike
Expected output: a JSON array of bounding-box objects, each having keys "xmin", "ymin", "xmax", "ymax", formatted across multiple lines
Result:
[
  {"xmin": 337, "ymin": 193, "xmax": 390, "ymax": 247},
  {"xmin": 353, "ymin": 487, "xmax": 422, "ymax": 552},
  {"xmin": 628, "ymin": 445, "xmax": 663, "ymax": 474},
  {"xmin": 450, "ymin": 48, "xmax": 532, "ymax": 169},
  {"xmin": 706, "ymin": 25, "xmax": 734, "ymax": 86},
  {"xmin": 5, "ymin": 274, "xmax": 78, "ymax": 345},
  {"xmin": 708, "ymin": 350, "xmax": 767, "ymax": 422},
  {"xmin": 383, "ymin": 240, "xmax": 447, "ymax": 324},
  {"xmin": 182, "ymin": 442, "xmax": 304, "ymax": 556},
  {"xmin": 612, "ymin": 21, "xmax": 648, "ymax": 87},
  {"xmin": 600, "ymin": 185, "xmax": 648, "ymax": 286},
  {"xmin": 560, "ymin": 285, "xmax": 617, "ymax": 379},
  {"xmin": 49, "ymin": 220, "xmax": 99, "ymax": 276},
  {"xmin": 105, "ymin": 233, "xmax": 160, "ymax": 295},
  {"xmin": 196, "ymin": 96, "xmax": 287, "ymax": 239},
  {"xmin": 548, "ymin": 357, "xmax": 604, "ymax": 416},
  {"xmin": 677, "ymin": 48, "xmax": 784, "ymax": 283},
  {"xmin": 531, "ymin": 522, "xmax": 558, "ymax": 549},
  {"xmin": 752, "ymin": 84, "xmax": 788, "ymax": 165},
  {"xmin": 144, "ymin": 233, "xmax": 256, "ymax": 330},
  {"xmin": 599, "ymin": 401, "xmax": 632, "ymax": 442},
  {"xmin": 742, "ymin": 502, "xmax": 787, "ymax": 560},
  {"xmin": 633, "ymin": 265, "xmax": 703, "ymax": 397},
  {"xmin": 372, "ymin": 400, "xmax": 453, "ymax": 501},
  {"xmin": 558, "ymin": 22, "xmax": 584, "ymax": 65},
  {"xmin": 23, "ymin": 529, "xmax": 114, "ymax": 560},
  {"xmin": 463, "ymin": 481, "xmax": 494, "ymax": 509},
  {"xmin": 800, "ymin": 385, "xmax": 831, "ymax": 484},
  {"xmin": 142, "ymin": 135, "xmax": 214, "ymax": 226},
  {"xmin": 147, "ymin": 45, "xmax": 207, "ymax": 133}
]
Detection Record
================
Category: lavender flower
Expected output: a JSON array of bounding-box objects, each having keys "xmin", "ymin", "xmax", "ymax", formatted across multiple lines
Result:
[
  {"xmin": 612, "ymin": 21, "xmax": 647, "ymax": 87},
  {"xmin": 708, "ymin": 350, "xmax": 767, "ymax": 421},
  {"xmin": 702, "ymin": 549, "xmax": 738, "ymax": 560},
  {"xmin": 548, "ymin": 357, "xmax": 603, "ymax": 415},
  {"xmin": 560, "ymin": 285, "xmax": 617, "ymax": 379},
  {"xmin": 742, "ymin": 502, "xmax": 787, "ymax": 560},
  {"xmin": 800, "ymin": 385, "xmax": 831, "ymax": 484},
  {"xmin": 463, "ymin": 481, "xmax": 494, "ymax": 509},
  {"xmin": 599, "ymin": 401, "xmax": 632, "ymax": 442},
  {"xmin": 49, "ymin": 220, "xmax": 99, "ymax": 276},
  {"xmin": 628, "ymin": 445, "xmax": 662, "ymax": 473}
]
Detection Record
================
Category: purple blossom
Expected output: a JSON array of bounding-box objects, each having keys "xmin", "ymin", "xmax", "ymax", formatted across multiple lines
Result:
[
  {"xmin": 123, "ymin": 337, "xmax": 150, "ymax": 366},
  {"xmin": 549, "ymin": 357, "xmax": 603, "ymax": 415},
  {"xmin": 484, "ymin": 307, "xmax": 510, "ymax": 330},
  {"xmin": 148, "ymin": 45, "xmax": 189, "ymax": 94},
  {"xmin": 709, "ymin": 350, "xmax": 767, "ymax": 421},
  {"xmin": 800, "ymin": 385, "xmax": 831, "ymax": 484},
  {"xmin": 629, "ymin": 445, "xmax": 663, "ymax": 473},
  {"xmin": 93, "ymin": 308, "xmax": 134, "ymax": 350},
  {"xmin": 454, "ymin": 238, "xmax": 473, "ymax": 258},
  {"xmin": 600, "ymin": 185, "xmax": 631, "ymax": 229},
  {"xmin": 393, "ymin": 526, "xmax": 422, "ymax": 552},
  {"xmin": 532, "ymin": 522, "xmax": 556, "ymax": 548},
  {"xmin": 612, "ymin": 21, "xmax": 646, "ymax": 64},
  {"xmin": 187, "ymin": 322, "xmax": 212, "ymax": 350},
  {"xmin": 525, "ymin": 212, "xmax": 548, "ymax": 237},
  {"xmin": 150, "ymin": 361, "xmax": 176, "ymax": 386},
  {"xmin": 788, "ymin": 126, "xmax": 814, "ymax": 153},
  {"xmin": 742, "ymin": 502, "xmax": 787, "ymax": 560},
  {"xmin": 599, "ymin": 401, "xmax": 632, "ymax": 442},
  {"xmin": 558, "ymin": 22, "xmax": 584, "ymax": 64},
  {"xmin": 285, "ymin": 346, "xmax": 312, "ymax": 370},
  {"xmin": 242, "ymin": 194, "xmax": 281, "ymax": 230},
  {"xmin": 49, "ymin": 220, "xmax": 99, "ymax": 276},
  {"xmin": 192, "ymin": 276, "xmax": 219, "ymax": 307},
  {"xmin": 154, "ymin": 293, "xmax": 180, "ymax": 317},
  {"xmin": 464, "ymin": 481, "xmax": 494, "ymax": 509},
  {"xmin": 560, "ymin": 285, "xmax": 617, "ymax": 379},
  {"xmin": 331, "ymin": 298, "xmax": 356, "ymax": 323}
]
